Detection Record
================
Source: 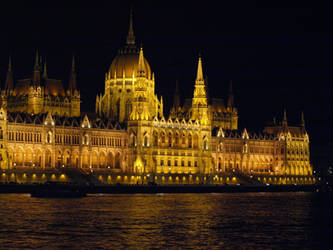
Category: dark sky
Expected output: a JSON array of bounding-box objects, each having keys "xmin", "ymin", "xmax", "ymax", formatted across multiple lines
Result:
[{"xmin": 0, "ymin": 2, "xmax": 332, "ymax": 172}]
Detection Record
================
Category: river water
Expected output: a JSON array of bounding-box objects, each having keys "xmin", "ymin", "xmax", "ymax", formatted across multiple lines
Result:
[{"xmin": 0, "ymin": 192, "xmax": 332, "ymax": 249}]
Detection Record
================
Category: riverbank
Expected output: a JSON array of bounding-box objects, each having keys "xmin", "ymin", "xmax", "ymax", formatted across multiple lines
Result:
[{"xmin": 0, "ymin": 183, "xmax": 319, "ymax": 194}]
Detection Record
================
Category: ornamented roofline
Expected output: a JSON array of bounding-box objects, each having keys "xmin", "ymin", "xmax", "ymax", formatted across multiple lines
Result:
[
  {"xmin": 152, "ymin": 116, "xmax": 201, "ymax": 130},
  {"xmin": 6, "ymin": 112, "xmax": 125, "ymax": 130},
  {"xmin": 213, "ymin": 127, "xmax": 308, "ymax": 141}
]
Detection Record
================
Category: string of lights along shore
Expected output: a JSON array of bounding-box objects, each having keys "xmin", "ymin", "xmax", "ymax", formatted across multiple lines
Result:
[{"xmin": 0, "ymin": 9, "xmax": 315, "ymax": 186}]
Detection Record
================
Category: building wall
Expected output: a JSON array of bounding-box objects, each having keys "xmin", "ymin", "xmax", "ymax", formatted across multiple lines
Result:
[{"xmin": 2, "ymin": 115, "xmax": 128, "ymax": 172}]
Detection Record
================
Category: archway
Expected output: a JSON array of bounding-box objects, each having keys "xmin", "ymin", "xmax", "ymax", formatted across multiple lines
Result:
[
  {"xmin": 107, "ymin": 152, "xmax": 114, "ymax": 168},
  {"xmin": 115, "ymin": 152, "xmax": 121, "ymax": 169}
]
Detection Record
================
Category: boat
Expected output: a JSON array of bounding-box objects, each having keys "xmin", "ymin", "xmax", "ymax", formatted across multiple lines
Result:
[{"xmin": 30, "ymin": 182, "xmax": 87, "ymax": 198}]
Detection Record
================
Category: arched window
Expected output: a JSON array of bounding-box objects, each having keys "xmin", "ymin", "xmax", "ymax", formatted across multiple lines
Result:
[
  {"xmin": 116, "ymin": 99, "xmax": 120, "ymax": 119},
  {"xmin": 193, "ymin": 134, "xmax": 198, "ymax": 148},
  {"xmin": 0, "ymin": 127, "xmax": 3, "ymax": 140},
  {"xmin": 161, "ymin": 132, "xmax": 165, "ymax": 144},
  {"xmin": 168, "ymin": 133, "xmax": 172, "ymax": 147},
  {"xmin": 203, "ymin": 140, "xmax": 208, "ymax": 150},
  {"xmin": 125, "ymin": 99, "xmax": 132, "ymax": 120},
  {"xmin": 115, "ymin": 153, "xmax": 121, "ymax": 169},
  {"xmin": 47, "ymin": 131, "xmax": 52, "ymax": 143},
  {"xmin": 153, "ymin": 132, "xmax": 158, "ymax": 146},
  {"xmin": 175, "ymin": 133, "xmax": 179, "ymax": 146},
  {"xmin": 144, "ymin": 136, "xmax": 149, "ymax": 147},
  {"xmin": 218, "ymin": 142, "xmax": 223, "ymax": 152},
  {"xmin": 188, "ymin": 134, "xmax": 192, "ymax": 148},
  {"xmin": 182, "ymin": 133, "xmax": 186, "ymax": 145}
]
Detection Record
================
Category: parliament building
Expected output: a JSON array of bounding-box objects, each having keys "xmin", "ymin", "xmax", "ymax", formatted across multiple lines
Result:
[{"xmin": 0, "ymin": 12, "xmax": 314, "ymax": 185}]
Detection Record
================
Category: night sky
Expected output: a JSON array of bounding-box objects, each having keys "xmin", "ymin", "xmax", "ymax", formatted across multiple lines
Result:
[{"xmin": 0, "ymin": 2, "xmax": 332, "ymax": 172}]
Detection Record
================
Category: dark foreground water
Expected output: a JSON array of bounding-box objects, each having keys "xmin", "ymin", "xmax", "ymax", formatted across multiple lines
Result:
[{"xmin": 0, "ymin": 192, "xmax": 332, "ymax": 249}]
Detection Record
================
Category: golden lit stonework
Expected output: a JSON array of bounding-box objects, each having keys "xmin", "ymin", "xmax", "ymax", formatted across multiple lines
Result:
[{"xmin": 0, "ymin": 11, "xmax": 314, "ymax": 185}]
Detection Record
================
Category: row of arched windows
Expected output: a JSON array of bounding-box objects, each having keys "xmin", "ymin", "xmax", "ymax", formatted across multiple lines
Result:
[
  {"xmin": 152, "ymin": 131, "xmax": 198, "ymax": 148},
  {"xmin": 160, "ymin": 159, "xmax": 198, "ymax": 167},
  {"xmin": 7, "ymin": 131, "xmax": 42, "ymax": 143},
  {"xmin": 91, "ymin": 137, "xmax": 122, "ymax": 147},
  {"xmin": 55, "ymin": 134, "xmax": 80, "ymax": 144}
]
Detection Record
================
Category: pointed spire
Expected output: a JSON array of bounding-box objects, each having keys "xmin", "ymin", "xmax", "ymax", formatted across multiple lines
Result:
[
  {"xmin": 42, "ymin": 59, "xmax": 48, "ymax": 79},
  {"xmin": 71, "ymin": 54, "xmax": 75, "ymax": 72},
  {"xmin": 137, "ymin": 46, "xmax": 146, "ymax": 77},
  {"xmin": 34, "ymin": 49, "xmax": 39, "ymax": 69},
  {"xmin": 126, "ymin": 7, "xmax": 135, "ymax": 45},
  {"xmin": 68, "ymin": 55, "xmax": 77, "ymax": 93},
  {"xmin": 227, "ymin": 80, "xmax": 234, "ymax": 108},
  {"xmin": 172, "ymin": 80, "xmax": 180, "ymax": 109},
  {"xmin": 5, "ymin": 56, "xmax": 14, "ymax": 91},
  {"xmin": 282, "ymin": 109, "xmax": 288, "ymax": 126},
  {"xmin": 32, "ymin": 49, "xmax": 41, "ymax": 84},
  {"xmin": 8, "ymin": 56, "xmax": 12, "ymax": 72},
  {"xmin": 196, "ymin": 55, "xmax": 204, "ymax": 84},
  {"xmin": 191, "ymin": 54, "xmax": 209, "ymax": 122},
  {"xmin": 300, "ymin": 111, "xmax": 305, "ymax": 128}
]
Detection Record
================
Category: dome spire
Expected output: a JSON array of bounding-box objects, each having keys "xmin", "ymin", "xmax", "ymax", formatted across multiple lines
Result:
[{"xmin": 126, "ymin": 7, "xmax": 135, "ymax": 45}]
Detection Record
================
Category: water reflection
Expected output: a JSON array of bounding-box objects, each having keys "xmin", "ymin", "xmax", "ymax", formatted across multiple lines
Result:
[{"xmin": 0, "ymin": 192, "xmax": 332, "ymax": 248}]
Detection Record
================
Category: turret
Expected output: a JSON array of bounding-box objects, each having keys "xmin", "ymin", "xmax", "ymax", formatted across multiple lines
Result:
[
  {"xmin": 0, "ymin": 107, "xmax": 11, "ymax": 170},
  {"xmin": 300, "ymin": 111, "xmax": 305, "ymax": 128},
  {"xmin": 172, "ymin": 80, "xmax": 180, "ymax": 110},
  {"xmin": 4, "ymin": 56, "xmax": 14, "ymax": 92},
  {"xmin": 42, "ymin": 59, "xmax": 48, "ymax": 80},
  {"xmin": 32, "ymin": 49, "xmax": 41, "ymax": 84},
  {"xmin": 68, "ymin": 56, "xmax": 77, "ymax": 94},
  {"xmin": 137, "ymin": 46, "xmax": 146, "ymax": 78},
  {"xmin": 68, "ymin": 56, "xmax": 80, "ymax": 116},
  {"xmin": 282, "ymin": 109, "xmax": 288, "ymax": 127},
  {"xmin": 227, "ymin": 80, "xmax": 234, "ymax": 108}
]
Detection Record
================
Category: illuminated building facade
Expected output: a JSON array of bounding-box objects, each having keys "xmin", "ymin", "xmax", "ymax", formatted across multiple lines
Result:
[{"xmin": 0, "ymin": 11, "xmax": 314, "ymax": 185}]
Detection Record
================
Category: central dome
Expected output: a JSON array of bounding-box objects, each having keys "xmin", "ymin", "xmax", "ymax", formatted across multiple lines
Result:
[{"xmin": 108, "ymin": 47, "xmax": 151, "ymax": 79}]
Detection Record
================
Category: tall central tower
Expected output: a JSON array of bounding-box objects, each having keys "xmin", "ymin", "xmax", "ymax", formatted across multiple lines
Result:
[{"xmin": 96, "ymin": 10, "xmax": 163, "ymax": 122}]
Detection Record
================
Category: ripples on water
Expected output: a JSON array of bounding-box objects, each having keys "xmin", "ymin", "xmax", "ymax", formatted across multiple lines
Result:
[{"xmin": 0, "ymin": 192, "xmax": 332, "ymax": 249}]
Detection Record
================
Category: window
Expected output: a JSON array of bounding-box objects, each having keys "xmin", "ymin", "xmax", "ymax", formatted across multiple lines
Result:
[
  {"xmin": 161, "ymin": 160, "xmax": 164, "ymax": 166},
  {"xmin": 153, "ymin": 133, "xmax": 158, "ymax": 146},
  {"xmin": 144, "ymin": 136, "xmax": 148, "ymax": 147},
  {"xmin": 125, "ymin": 100, "xmax": 132, "ymax": 119},
  {"xmin": 181, "ymin": 161, "xmax": 184, "ymax": 167}
]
